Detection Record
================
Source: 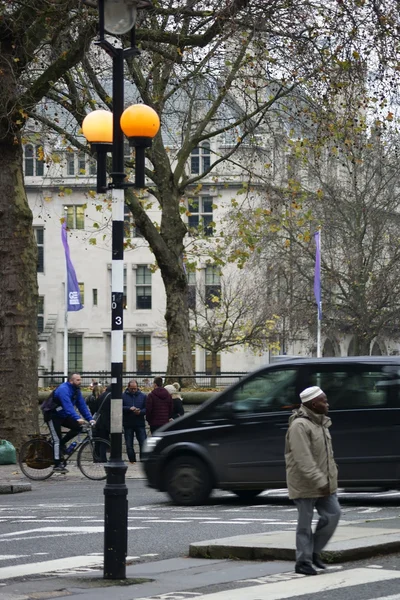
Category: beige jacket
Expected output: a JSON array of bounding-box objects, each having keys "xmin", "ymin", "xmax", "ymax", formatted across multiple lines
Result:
[{"xmin": 285, "ymin": 404, "xmax": 338, "ymax": 499}]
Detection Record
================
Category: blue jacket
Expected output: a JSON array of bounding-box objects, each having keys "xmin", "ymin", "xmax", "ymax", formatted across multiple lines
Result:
[
  {"xmin": 53, "ymin": 382, "xmax": 92, "ymax": 422},
  {"xmin": 122, "ymin": 389, "xmax": 146, "ymax": 428}
]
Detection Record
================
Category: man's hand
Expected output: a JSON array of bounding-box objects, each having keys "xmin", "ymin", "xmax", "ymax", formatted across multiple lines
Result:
[
  {"xmin": 319, "ymin": 484, "xmax": 330, "ymax": 496},
  {"xmin": 77, "ymin": 418, "xmax": 85, "ymax": 425},
  {"xmin": 89, "ymin": 419, "xmax": 96, "ymax": 426}
]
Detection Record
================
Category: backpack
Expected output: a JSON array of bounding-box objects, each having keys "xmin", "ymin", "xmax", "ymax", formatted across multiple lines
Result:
[{"xmin": 41, "ymin": 386, "xmax": 79, "ymax": 422}]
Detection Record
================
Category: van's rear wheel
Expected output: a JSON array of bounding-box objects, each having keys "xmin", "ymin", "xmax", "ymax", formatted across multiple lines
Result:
[
  {"xmin": 165, "ymin": 455, "xmax": 212, "ymax": 506},
  {"xmin": 232, "ymin": 490, "xmax": 263, "ymax": 501}
]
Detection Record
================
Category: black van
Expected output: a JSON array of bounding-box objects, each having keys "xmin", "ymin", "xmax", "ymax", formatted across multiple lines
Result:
[{"xmin": 141, "ymin": 357, "xmax": 400, "ymax": 505}]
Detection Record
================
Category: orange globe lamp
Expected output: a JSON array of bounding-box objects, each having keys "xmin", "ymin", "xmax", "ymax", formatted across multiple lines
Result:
[
  {"xmin": 120, "ymin": 104, "xmax": 160, "ymax": 187},
  {"xmin": 82, "ymin": 110, "xmax": 113, "ymax": 193},
  {"xmin": 82, "ymin": 110, "xmax": 113, "ymax": 143},
  {"xmin": 120, "ymin": 104, "xmax": 160, "ymax": 140}
]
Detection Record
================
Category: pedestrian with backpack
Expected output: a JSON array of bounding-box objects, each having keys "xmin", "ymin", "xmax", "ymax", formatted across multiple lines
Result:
[{"xmin": 43, "ymin": 373, "xmax": 96, "ymax": 473}]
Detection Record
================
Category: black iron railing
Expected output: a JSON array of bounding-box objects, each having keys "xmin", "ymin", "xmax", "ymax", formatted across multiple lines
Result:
[{"xmin": 38, "ymin": 371, "xmax": 248, "ymax": 389}]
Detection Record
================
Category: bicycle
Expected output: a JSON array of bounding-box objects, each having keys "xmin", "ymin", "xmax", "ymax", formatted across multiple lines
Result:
[{"xmin": 19, "ymin": 425, "xmax": 111, "ymax": 481}]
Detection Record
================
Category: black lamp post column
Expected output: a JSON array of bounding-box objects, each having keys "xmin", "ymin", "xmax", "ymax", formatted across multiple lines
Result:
[
  {"xmin": 103, "ymin": 46, "xmax": 128, "ymax": 581},
  {"xmin": 82, "ymin": 1, "xmax": 158, "ymax": 581}
]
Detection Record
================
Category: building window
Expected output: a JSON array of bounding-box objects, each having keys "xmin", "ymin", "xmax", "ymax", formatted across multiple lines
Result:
[
  {"xmin": 78, "ymin": 152, "xmax": 86, "ymax": 174},
  {"xmin": 92, "ymin": 289, "xmax": 98, "ymax": 306},
  {"xmin": 65, "ymin": 205, "xmax": 85, "ymax": 229},
  {"xmin": 89, "ymin": 158, "xmax": 97, "ymax": 175},
  {"xmin": 205, "ymin": 351, "xmax": 221, "ymax": 375},
  {"xmin": 205, "ymin": 265, "xmax": 221, "ymax": 308},
  {"xmin": 136, "ymin": 266, "xmax": 152, "ymax": 309},
  {"xmin": 136, "ymin": 336, "xmax": 151, "ymax": 373},
  {"xmin": 124, "ymin": 204, "xmax": 143, "ymax": 238},
  {"xmin": 188, "ymin": 195, "xmax": 213, "ymax": 236},
  {"xmin": 287, "ymin": 154, "xmax": 298, "ymax": 180},
  {"xmin": 68, "ymin": 336, "xmax": 83, "ymax": 372},
  {"xmin": 37, "ymin": 296, "xmax": 44, "ymax": 334},
  {"xmin": 190, "ymin": 142, "xmax": 211, "ymax": 174},
  {"xmin": 24, "ymin": 144, "xmax": 44, "ymax": 177},
  {"xmin": 78, "ymin": 282, "xmax": 84, "ymax": 306},
  {"xmin": 188, "ymin": 271, "xmax": 196, "ymax": 310},
  {"xmin": 123, "ymin": 334, "xmax": 127, "ymax": 371},
  {"xmin": 67, "ymin": 153, "xmax": 75, "ymax": 176},
  {"xmin": 34, "ymin": 227, "xmax": 44, "ymax": 273}
]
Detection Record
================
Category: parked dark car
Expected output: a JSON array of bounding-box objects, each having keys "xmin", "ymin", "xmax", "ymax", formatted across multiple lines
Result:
[{"xmin": 142, "ymin": 357, "xmax": 400, "ymax": 505}]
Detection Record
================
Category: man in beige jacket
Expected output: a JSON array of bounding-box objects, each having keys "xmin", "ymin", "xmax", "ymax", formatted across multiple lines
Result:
[{"xmin": 285, "ymin": 386, "xmax": 341, "ymax": 576}]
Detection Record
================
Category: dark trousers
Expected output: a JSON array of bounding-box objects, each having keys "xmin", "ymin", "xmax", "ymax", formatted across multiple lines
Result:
[
  {"xmin": 94, "ymin": 428, "xmax": 110, "ymax": 463},
  {"xmin": 47, "ymin": 415, "xmax": 83, "ymax": 465},
  {"xmin": 124, "ymin": 426, "xmax": 147, "ymax": 462}
]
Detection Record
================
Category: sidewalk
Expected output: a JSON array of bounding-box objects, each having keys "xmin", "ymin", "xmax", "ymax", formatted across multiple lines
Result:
[
  {"xmin": 0, "ymin": 460, "xmax": 146, "ymax": 493},
  {"xmin": 190, "ymin": 520, "xmax": 400, "ymax": 563},
  {"xmin": 3, "ymin": 522, "xmax": 400, "ymax": 600}
]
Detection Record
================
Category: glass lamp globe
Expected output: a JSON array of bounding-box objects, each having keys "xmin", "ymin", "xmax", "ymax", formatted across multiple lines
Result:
[
  {"xmin": 82, "ymin": 110, "xmax": 113, "ymax": 144},
  {"xmin": 120, "ymin": 104, "xmax": 160, "ymax": 140},
  {"xmin": 104, "ymin": 0, "xmax": 138, "ymax": 35}
]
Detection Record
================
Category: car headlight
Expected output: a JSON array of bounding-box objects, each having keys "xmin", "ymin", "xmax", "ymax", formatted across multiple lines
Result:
[{"xmin": 143, "ymin": 436, "xmax": 162, "ymax": 453}]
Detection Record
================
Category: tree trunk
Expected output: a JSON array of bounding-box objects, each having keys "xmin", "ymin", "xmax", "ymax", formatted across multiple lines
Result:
[
  {"xmin": 0, "ymin": 136, "xmax": 39, "ymax": 449},
  {"xmin": 209, "ymin": 351, "xmax": 219, "ymax": 388},
  {"xmin": 352, "ymin": 333, "xmax": 372, "ymax": 356},
  {"xmin": 127, "ymin": 182, "xmax": 195, "ymax": 386},
  {"xmin": 163, "ymin": 274, "xmax": 194, "ymax": 386}
]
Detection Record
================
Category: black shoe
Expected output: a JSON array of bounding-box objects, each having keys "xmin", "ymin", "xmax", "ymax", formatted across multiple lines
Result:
[
  {"xmin": 53, "ymin": 465, "xmax": 69, "ymax": 474},
  {"xmin": 313, "ymin": 554, "xmax": 326, "ymax": 569},
  {"xmin": 295, "ymin": 563, "xmax": 318, "ymax": 576}
]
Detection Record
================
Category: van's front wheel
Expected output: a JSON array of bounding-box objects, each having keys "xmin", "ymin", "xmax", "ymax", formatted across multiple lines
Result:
[{"xmin": 165, "ymin": 455, "xmax": 212, "ymax": 506}]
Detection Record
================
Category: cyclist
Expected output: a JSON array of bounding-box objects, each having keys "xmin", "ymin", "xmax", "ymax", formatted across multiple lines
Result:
[{"xmin": 47, "ymin": 373, "xmax": 96, "ymax": 473}]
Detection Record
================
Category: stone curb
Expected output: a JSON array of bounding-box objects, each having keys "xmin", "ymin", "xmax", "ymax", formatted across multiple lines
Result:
[
  {"xmin": 0, "ymin": 482, "xmax": 32, "ymax": 494},
  {"xmin": 189, "ymin": 528, "xmax": 400, "ymax": 564}
]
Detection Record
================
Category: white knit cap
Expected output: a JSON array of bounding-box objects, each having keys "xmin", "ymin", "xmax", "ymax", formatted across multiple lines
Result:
[
  {"xmin": 164, "ymin": 385, "xmax": 176, "ymax": 395},
  {"xmin": 300, "ymin": 386, "xmax": 324, "ymax": 403}
]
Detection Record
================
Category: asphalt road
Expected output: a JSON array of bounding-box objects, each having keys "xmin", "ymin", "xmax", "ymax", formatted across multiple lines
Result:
[{"xmin": 1, "ymin": 478, "xmax": 400, "ymax": 569}]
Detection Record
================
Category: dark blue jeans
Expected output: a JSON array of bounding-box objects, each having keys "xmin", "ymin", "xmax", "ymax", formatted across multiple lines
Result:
[{"xmin": 124, "ymin": 426, "xmax": 147, "ymax": 462}]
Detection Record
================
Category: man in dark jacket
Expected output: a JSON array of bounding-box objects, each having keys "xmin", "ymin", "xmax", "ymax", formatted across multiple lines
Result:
[
  {"xmin": 92, "ymin": 385, "xmax": 111, "ymax": 463},
  {"xmin": 145, "ymin": 377, "xmax": 173, "ymax": 434},
  {"xmin": 122, "ymin": 380, "xmax": 147, "ymax": 463}
]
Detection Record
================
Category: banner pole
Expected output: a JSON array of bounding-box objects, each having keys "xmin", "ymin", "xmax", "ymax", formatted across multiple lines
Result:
[{"xmin": 64, "ymin": 257, "xmax": 68, "ymax": 382}]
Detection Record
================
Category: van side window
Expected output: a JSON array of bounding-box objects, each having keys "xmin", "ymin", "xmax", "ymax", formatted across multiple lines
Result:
[
  {"xmin": 306, "ymin": 367, "xmax": 392, "ymax": 409},
  {"xmin": 231, "ymin": 369, "xmax": 298, "ymax": 414}
]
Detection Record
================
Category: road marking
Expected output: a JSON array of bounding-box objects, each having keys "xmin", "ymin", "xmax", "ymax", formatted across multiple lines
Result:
[
  {"xmin": 190, "ymin": 568, "xmax": 400, "ymax": 600},
  {"xmin": 0, "ymin": 526, "xmax": 147, "ymax": 538},
  {"xmin": 0, "ymin": 556, "xmax": 102, "ymax": 580},
  {"xmin": 0, "ymin": 556, "xmax": 29, "ymax": 561},
  {"xmin": 200, "ymin": 521, "xmax": 262, "ymax": 525},
  {"xmin": 139, "ymin": 593, "xmax": 202, "ymax": 599}
]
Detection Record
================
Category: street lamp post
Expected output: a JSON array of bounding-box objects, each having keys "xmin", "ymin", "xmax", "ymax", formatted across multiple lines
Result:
[{"xmin": 82, "ymin": 0, "xmax": 159, "ymax": 580}]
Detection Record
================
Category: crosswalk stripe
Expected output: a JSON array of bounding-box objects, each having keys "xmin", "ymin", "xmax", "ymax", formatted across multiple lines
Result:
[
  {"xmin": 0, "ymin": 556, "xmax": 102, "ymax": 580},
  {"xmin": 188, "ymin": 568, "xmax": 400, "ymax": 600}
]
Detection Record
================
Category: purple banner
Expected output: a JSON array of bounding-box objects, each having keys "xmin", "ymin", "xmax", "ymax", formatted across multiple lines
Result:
[
  {"xmin": 314, "ymin": 231, "xmax": 322, "ymax": 320},
  {"xmin": 61, "ymin": 221, "xmax": 83, "ymax": 311}
]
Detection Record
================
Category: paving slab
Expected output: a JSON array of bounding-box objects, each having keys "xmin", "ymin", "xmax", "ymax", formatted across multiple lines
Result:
[{"xmin": 189, "ymin": 525, "xmax": 400, "ymax": 562}]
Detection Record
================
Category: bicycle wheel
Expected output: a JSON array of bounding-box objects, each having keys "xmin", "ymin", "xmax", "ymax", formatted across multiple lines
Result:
[
  {"xmin": 19, "ymin": 438, "xmax": 54, "ymax": 481},
  {"xmin": 77, "ymin": 437, "xmax": 110, "ymax": 480}
]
